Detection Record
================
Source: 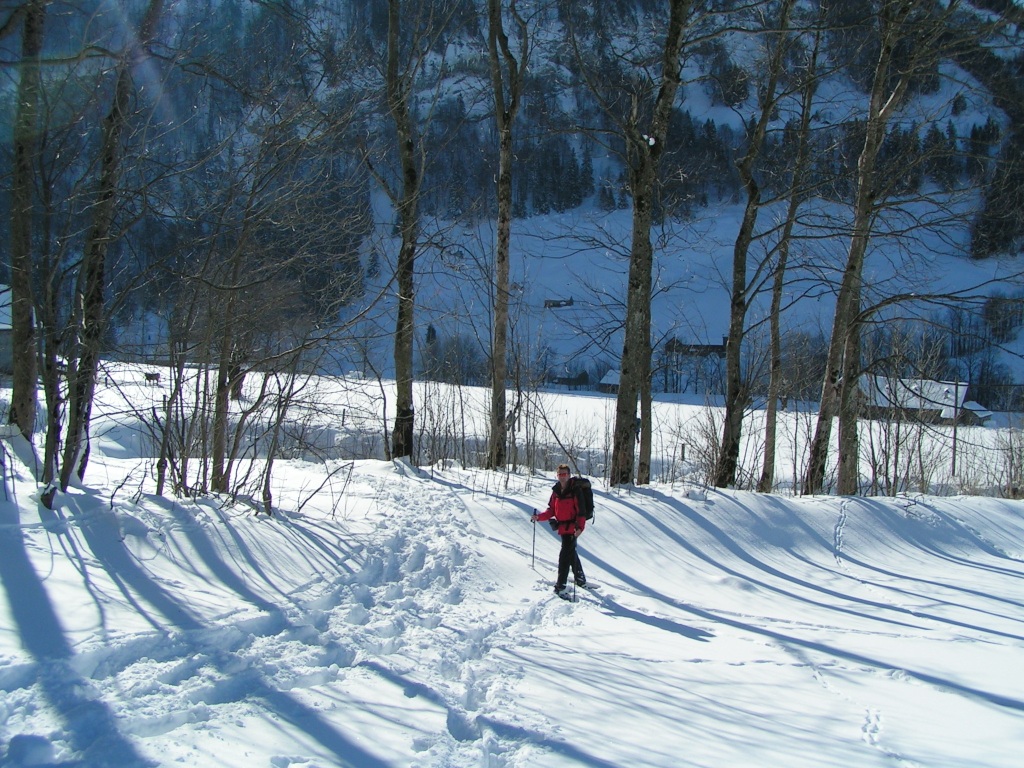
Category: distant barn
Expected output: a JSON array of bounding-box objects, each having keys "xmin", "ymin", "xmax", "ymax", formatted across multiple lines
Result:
[
  {"xmin": 599, "ymin": 370, "xmax": 620, "ymax": 394},
  {"xmin": 667, "ymin": 337, "xmax": 728, "ymax": 358},
  {"xmin": 543, "ymin": 297, "xmax": 574, "ymax": 309},
  {"xmin": 549, "ymin": 370, "xmax": 589, "ymax": 390}
]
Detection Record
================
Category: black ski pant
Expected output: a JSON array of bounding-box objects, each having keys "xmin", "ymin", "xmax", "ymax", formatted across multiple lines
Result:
[{"xmin": 556, "ymin": 533, "xmax": 585, "ymax": 588}]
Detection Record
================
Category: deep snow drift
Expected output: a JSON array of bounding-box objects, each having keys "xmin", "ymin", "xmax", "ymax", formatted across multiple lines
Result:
[{"xmin": 1, "ymin": 375, "xmax": 1024, "ymax": 767}]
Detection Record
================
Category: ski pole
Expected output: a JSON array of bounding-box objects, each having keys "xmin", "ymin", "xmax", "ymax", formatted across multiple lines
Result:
[{"xmin": 531, "ymin": 509, "xmax": 536, "ymax": 569}]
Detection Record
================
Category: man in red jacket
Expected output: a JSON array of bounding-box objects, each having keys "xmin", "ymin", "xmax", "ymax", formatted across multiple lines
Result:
[{"xmin": 532, "ymin": 463, "xmax": 588, "ymax": 598}]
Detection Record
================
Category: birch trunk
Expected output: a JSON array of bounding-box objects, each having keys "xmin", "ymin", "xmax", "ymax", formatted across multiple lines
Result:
[
  {"xmin": 759, "ymin": 19, "xmax": 823, "ymax": 493},
  {"xmin": 715, "ymin": 0, "xmax": 796, "ymax": 489},
  {"xmin": 387, "ymin": 0, "xmax": 422, "ymax": 461},
  {"xmin": 610, "ymin": 0, "xmax": 691, "ymax": 486},
  {"xmin": 485, "ymin": 0, "xmax": 528, "ymax": 470}
]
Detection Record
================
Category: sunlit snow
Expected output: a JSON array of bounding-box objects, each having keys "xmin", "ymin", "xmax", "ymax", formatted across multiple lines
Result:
[{"xmin": 1, "ymin": 370, "xmax": 1022, "ymax": 767}]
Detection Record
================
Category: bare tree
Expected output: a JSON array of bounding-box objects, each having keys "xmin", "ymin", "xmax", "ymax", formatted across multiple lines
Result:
[
  {"xmin": 6, "ymin": 0, "xmax": 164, "ymax": 501},
  {"xmin": 4, "ymin": 1, "xmax": 46, "ymax": 440},
  {"xmin": 759, "ymin": 18, "xmax": 824, "ymax": 493},
  {"xmin": 356, "ymin": 0, "xmax": 468, "ymax": 461},
  {"xmin": 384, "ymin": 0, "xmax": 423, "ymax": 461},
  {"xmin": 485, "ymin": 0, "xmax": 530, "ymax": 470},
  {"xmin": 60, "ymin": 0, "xmax": 167, "ymax": 491},
  {"xmin": 804, "ymin": 0, "xmax": 958, "ymax": 495},
  {"xmin": 609, "ymin": 0, "xmax": 694, "ymax": 486},
  {"xmin": 714, "ymin": 0, "xmax": 799, "ymax": 489},
  {"xmin": 113, "ymin": 2, "xmax": 374, "ymax": 498}
]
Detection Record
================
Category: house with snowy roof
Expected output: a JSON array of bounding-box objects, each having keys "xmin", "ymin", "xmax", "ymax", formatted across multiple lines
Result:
[{"xmin": 859, "ymin": 374, "xmax": 991, "ymax": 426}]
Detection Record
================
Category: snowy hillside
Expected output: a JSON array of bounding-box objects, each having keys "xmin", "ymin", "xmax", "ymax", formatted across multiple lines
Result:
[
  {"xmin": 333, "ymin": 2, "xmax": 1024, "ymax": 385},
  {"xmin": 1, "ymin": 374, "xmax": 1023, "ymax": 767},
  {"xmin": 349, "ymin": 189, "xmax": 1024, "ymax": 392}
]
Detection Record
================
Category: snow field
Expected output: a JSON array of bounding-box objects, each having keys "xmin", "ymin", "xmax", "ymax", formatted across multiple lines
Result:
[{"xmin": 1, "ymin": 441, "xmax": 1023, "ymax": 765}]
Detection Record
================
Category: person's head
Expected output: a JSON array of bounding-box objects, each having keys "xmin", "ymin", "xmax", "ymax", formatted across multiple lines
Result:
[{"xmin": 556, "ymin": 464, "xmax": 570, "ymax": 486}]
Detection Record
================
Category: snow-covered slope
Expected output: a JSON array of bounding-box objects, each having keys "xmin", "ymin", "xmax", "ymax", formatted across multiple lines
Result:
[{"xmin": 1, "ymin": 387, "xmax": 1023, "ymax": 766}]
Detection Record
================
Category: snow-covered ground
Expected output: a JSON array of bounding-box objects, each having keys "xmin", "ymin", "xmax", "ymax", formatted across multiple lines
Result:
[{"xmin": 1, "ymin": 373, "xmax": 1023, "ymax": 767}]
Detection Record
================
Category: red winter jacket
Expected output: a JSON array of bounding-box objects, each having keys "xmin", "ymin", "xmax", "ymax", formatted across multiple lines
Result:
[{"xmin": 535, "ymin": 479, "xmax": 586, "ymax": 536}]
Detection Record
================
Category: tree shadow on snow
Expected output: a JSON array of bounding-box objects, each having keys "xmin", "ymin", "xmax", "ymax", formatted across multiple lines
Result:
[
  {"xmin": 0, "ymin": 489, "xmax": 153, "ymax": 766},
  {"xmin": 0, "ymin": 475, "xmax": 393, "ymax": 766},
  {"xmin": 589, "ymin": 487, "xmax": 1024, "ymax": 715}
]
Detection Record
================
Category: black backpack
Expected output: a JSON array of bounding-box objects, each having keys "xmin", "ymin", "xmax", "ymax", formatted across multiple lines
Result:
[{"xmin": 574, "ymin": 477, "xmax": 594, "ymax": 521}]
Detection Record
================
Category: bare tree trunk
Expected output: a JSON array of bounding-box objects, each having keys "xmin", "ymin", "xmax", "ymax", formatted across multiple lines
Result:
[
  {"xmin": 21, "ymin": 4, "xmax": 67, "ymax": 506},
  {"xmin": 803, "ymin": 168, "xmax": 877, "ymax": 494},
  {"xmin": 758, "ymin": 286, "xmax": 783, "ymax": 492},
  {"xmin": 155, "ymin": 351, "xmax": 188, "ymax": 497},
  {"xmin": 387, "ymin": 0, "xmax": 421, "ymax": 461},
  {"xmin": 837, "ymin": 299, "xmax": 863, "ymax": 494},
  {"xmin": 611, "ymin": 140, "xmax": 656, "ymax": 486},
  {"xmin": 8, "ymin": 0, "xmax": 46, "ymax": 441},
  {"xmin": 715, "ymin": 0, "xmax": 796, "ymax": 489},
  {"xmin": 222, "ymin": 370, "xmax": 272, "ymax": 495},
  {"xmin": 485, "ymin": 0, "xmax": 528, "ymax": 471},
  {"xmin": 262, "ymin": 368, "xmax": 302, "ymax": 516},
  {"xmin": 610, "ymin": 0, "xmax": 691, "ymax": 486},
  {"xmin": 210, "ymin": 299, "xmax": 234, "ymax": 492},
  {"xmin": 804, "ymin": 0, "xmax": 924, "ymax": 495},
  {"xmin": 637, "ymin": 378, "xmax": 652, "ymax": 484},
  {"xmin": 61, "ymin": 0, "xmax": 166, "ymax": 489},
  {"xmin": 70, "ymin": 3, "xmax": 166, "ymax": 484},
  {"xmin": 759, "ymin": 19, "xmax": 823, "ymax": 493},
  {"xmin": 38, "ymin": 195, "xmax": 64, "ymax": 505},
  {"xmin": 209, "ymin": 236, "xmax": 246, "ymax": 493},
  {"xmin": 714, "ymin": 202, "xmax": 755, "ymax": 488}
]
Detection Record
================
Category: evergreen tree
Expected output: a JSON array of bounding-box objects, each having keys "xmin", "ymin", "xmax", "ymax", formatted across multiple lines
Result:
[{"xmin": 922, "ymin": 121, "xmax": 960, "ymax": 190}]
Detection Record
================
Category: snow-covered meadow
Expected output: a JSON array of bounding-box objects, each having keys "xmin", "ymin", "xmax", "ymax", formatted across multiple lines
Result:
[{"xmin": 1, "ymin": 369, "xmax": 1023, "ymax": 767}]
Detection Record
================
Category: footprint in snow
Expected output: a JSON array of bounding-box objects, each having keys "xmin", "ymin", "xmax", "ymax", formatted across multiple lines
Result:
[{"xmin": 861, "ymin": 708, "xmax": 882, "ymax": 746}]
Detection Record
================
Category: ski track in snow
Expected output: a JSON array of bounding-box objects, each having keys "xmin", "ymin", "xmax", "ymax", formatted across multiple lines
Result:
[
  {"xmin": 814, "ymin": 498, "xmax": 916, "ymax": 764},
  {"xmin": 832, "ymin": 499, "xmax": 848, "ymax": 566},
  {"xmin": 0, "ymin": 468, "xmax": 564, "ymax": 767}
]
